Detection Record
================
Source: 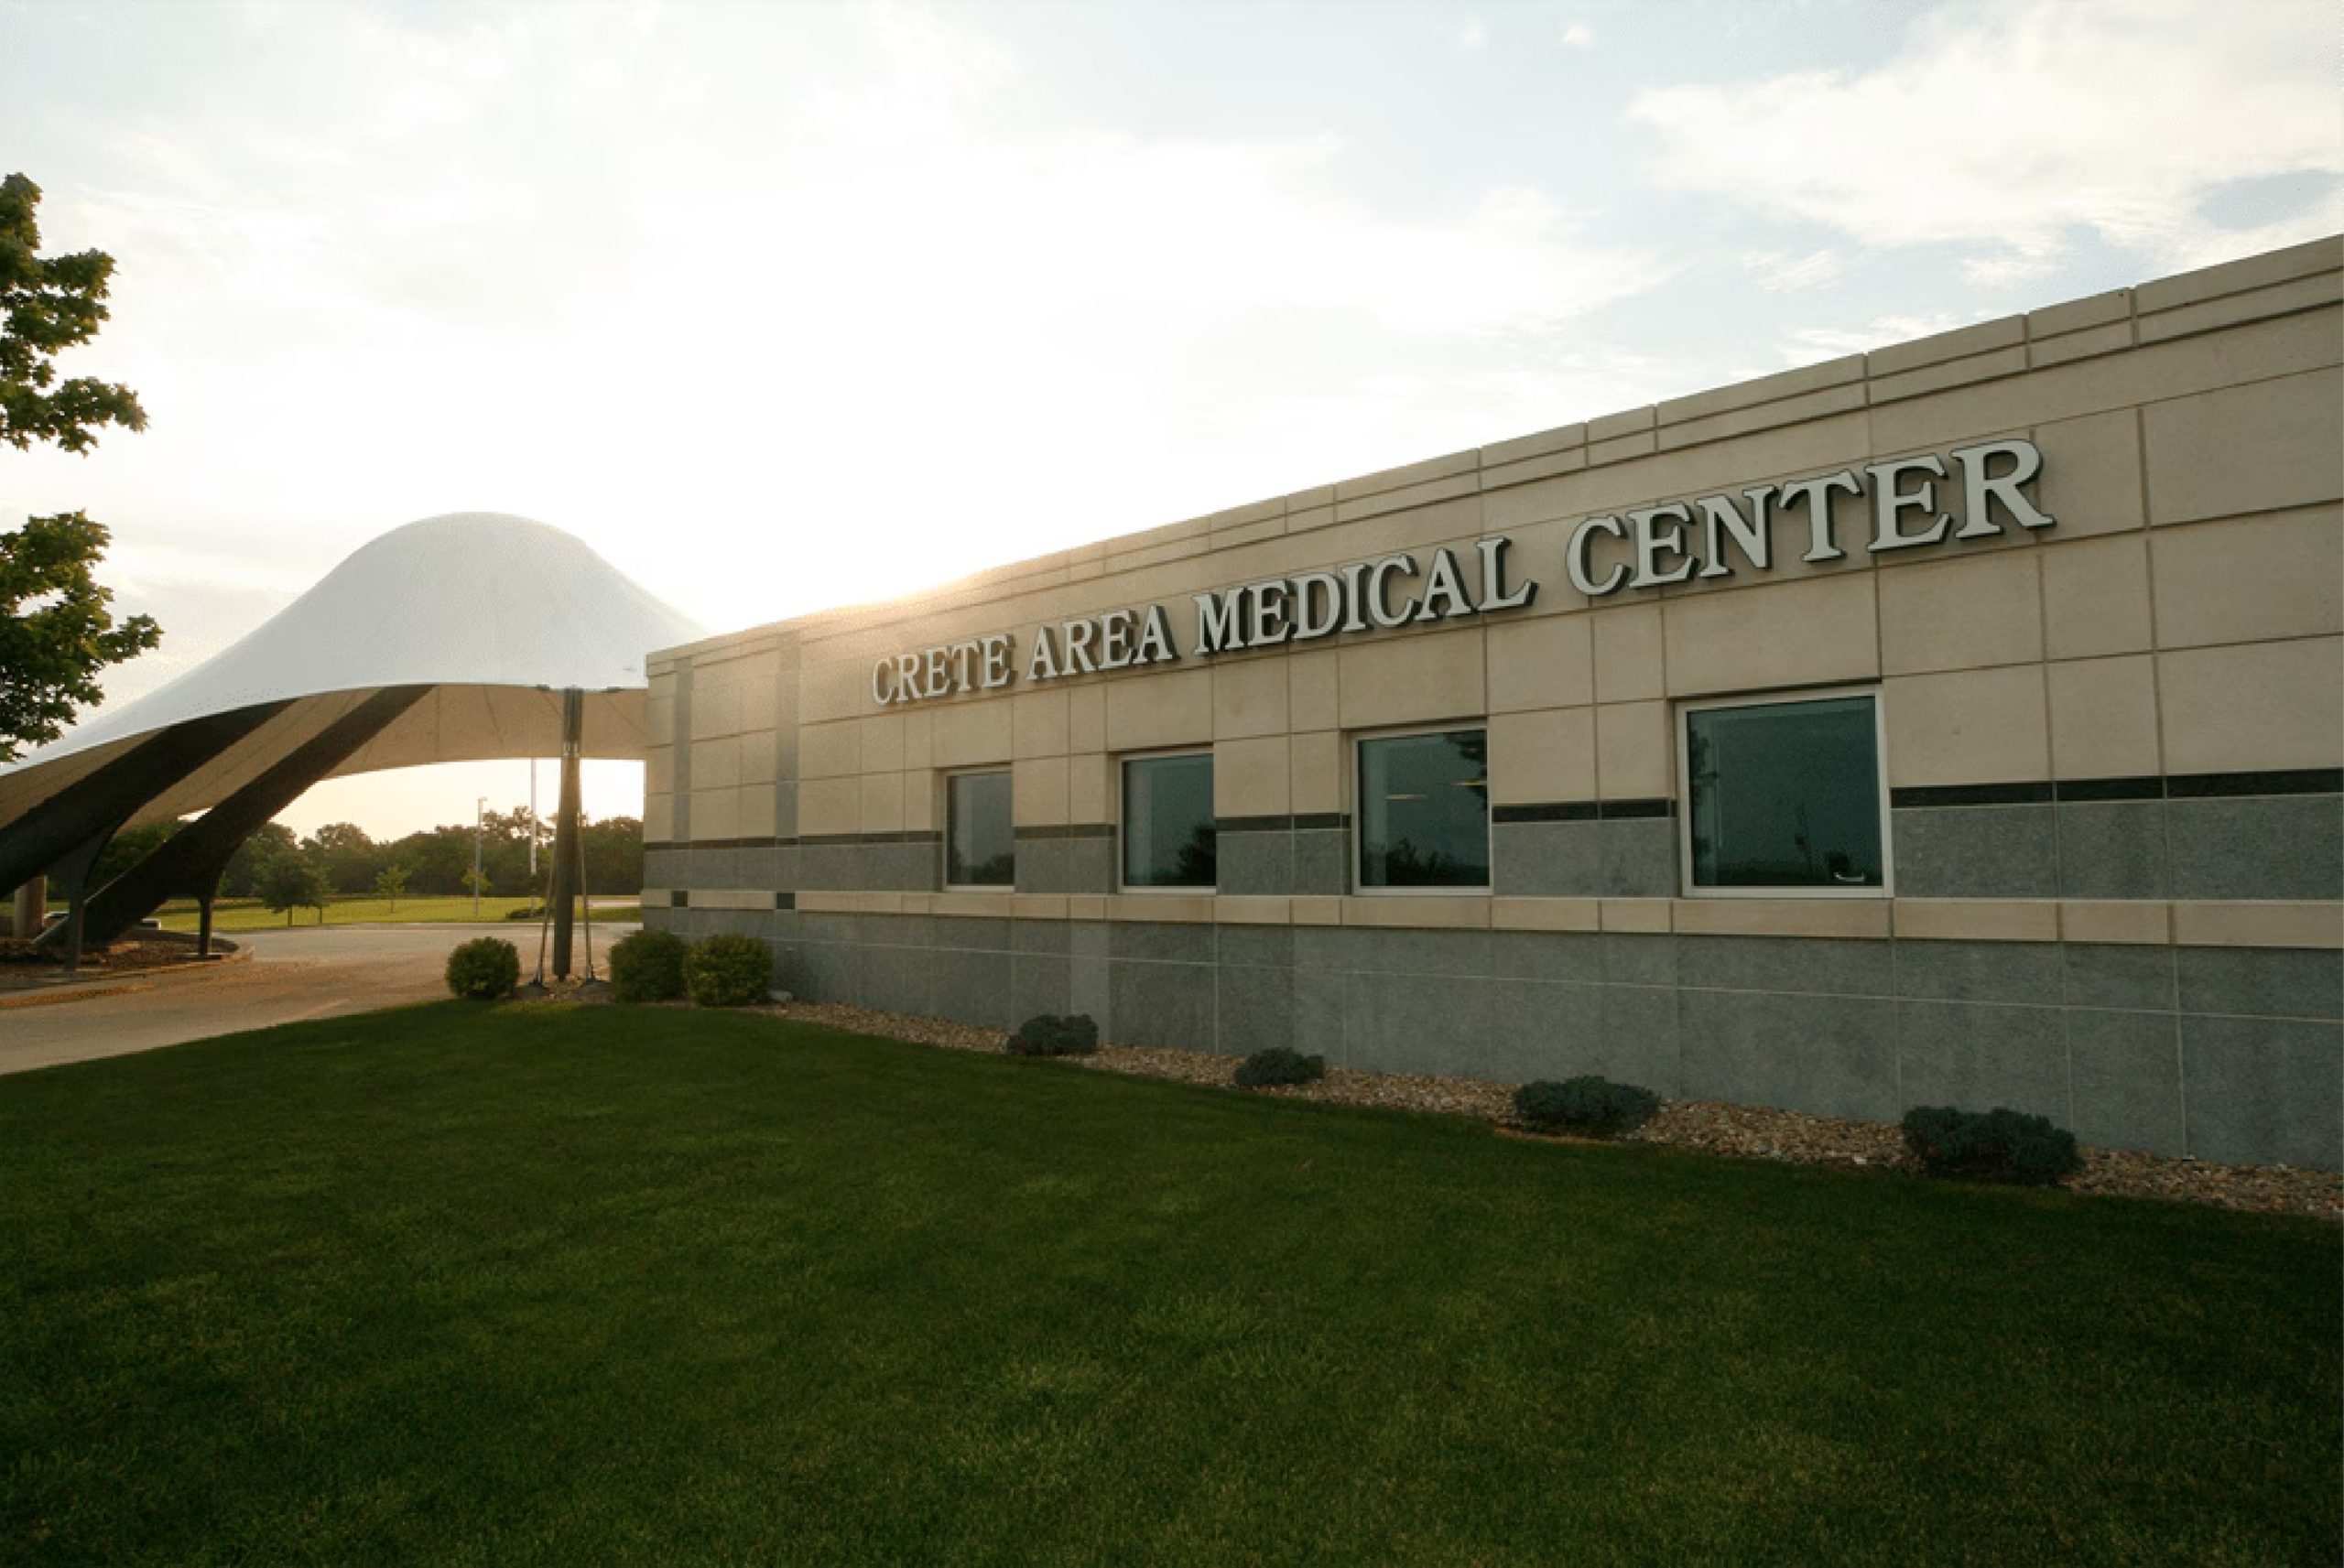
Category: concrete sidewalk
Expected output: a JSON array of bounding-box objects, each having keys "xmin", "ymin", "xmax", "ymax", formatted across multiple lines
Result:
[{"xmin": 0, "ymin": 921, "xmax": 637, "ymax": 1075}]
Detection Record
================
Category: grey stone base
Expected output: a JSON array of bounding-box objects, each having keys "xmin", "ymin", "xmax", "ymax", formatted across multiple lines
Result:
[{"xmin": 644, "ymin": 907, "xmax": 2343, "ymax": 1171}]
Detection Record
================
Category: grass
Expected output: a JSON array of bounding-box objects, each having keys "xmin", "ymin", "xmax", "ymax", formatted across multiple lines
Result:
[
  {"xmin": 144, "ymin": 896, "xmax": 641, "ymax": 933},
  {"xmin": 1, "ymin": 1006, "xmax": 2335, "ymax": 1566}
]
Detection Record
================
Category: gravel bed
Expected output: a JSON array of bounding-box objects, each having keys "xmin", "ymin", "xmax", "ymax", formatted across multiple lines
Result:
[{"xmin": 739, "ymin": 1000, "xmax": 2342, "ymax": 1221}]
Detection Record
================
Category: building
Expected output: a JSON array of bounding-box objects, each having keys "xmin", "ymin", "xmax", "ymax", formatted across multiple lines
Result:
[{"xmin": 642, "ymin": 238, "xmax": 2344, "ymax": 1171}]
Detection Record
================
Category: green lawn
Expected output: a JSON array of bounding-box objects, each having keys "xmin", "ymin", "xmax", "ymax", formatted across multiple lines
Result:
[
  {"xmin": 1, "ymin": 1007, "xmax": 2335, "ymax": 1566},
  {"xmin": 145, "ymin": 896, "xmax": 641, "ymax": 933}
]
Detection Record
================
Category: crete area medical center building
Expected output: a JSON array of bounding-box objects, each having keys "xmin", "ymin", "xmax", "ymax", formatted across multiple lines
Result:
[{"xmin": 642, "ymin": 238, "xmax": 2344, "ymax": 1172}]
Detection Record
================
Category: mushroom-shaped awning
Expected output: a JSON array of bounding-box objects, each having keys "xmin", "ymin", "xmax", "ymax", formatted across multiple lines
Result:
[{"xmin": 0, "ymin": 512, "xmax": 706, "ymax": 830}]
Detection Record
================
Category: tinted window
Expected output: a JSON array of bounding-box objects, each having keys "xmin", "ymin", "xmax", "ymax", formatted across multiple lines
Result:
[
  {"xmin": 1358, "ymin": 730, "xmax": 1489, "ymax": 889},
  {"xmin": 1685, "ymin": 696, "xmax": 1883, "ymax": 891},
  {"xmin": 945, "ymin": 771, "xmax": 1015, "ymax": 887},
  {"xmin": 1123, "ymin": 754, "xmax": 1217, "ymax": 888}
]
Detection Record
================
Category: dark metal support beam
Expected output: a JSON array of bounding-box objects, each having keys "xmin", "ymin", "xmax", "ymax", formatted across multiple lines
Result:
[
  {"xmin": 549, "ymin": 687, "xmax": 584, "ymax": 979},
  {"xmin": 64, "ymin": 687, "xmax": 431, "ymax": 949},
  {"xmin": 0, "ymin": 702, "xmax": 290, "ymax": 894}
]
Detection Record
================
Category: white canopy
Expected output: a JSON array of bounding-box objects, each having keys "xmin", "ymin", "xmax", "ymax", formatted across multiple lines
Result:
[{"xmin": 0, "ymin": 513, "xmax": 706, "ymax": 828}]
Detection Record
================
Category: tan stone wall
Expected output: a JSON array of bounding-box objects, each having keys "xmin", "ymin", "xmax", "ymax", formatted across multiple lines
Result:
[{"xmin": 648, "ymin": 236, "xmax": 2343, "ymax": 949}]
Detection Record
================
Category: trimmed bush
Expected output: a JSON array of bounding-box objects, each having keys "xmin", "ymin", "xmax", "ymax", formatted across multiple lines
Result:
[
  {"xmin": 1008, "ymin": 1013, "xmax": 1099, "ymax": 1057},
  {"xmin": 610, "ymin": 929, "xmax": 689, "ymax": 1003},
  {"xmin": 1513, "ymin": 1076, "xmax": 1661, "ymax": 1137},
  {"xmin": 683, "ymin": 933, "xmax": 771, "ymax": 1008},
  {"xmin": 1902, "ymin": 1106, "xmax": 2081, "ymax": 1185},
  {"xmin": 445, "ymin": 937, "xmax": 519, "ymax": 1000},
  {"xmin": 1234, "ymin": 1047, "xmax": 1325, "ymax": 1088}
]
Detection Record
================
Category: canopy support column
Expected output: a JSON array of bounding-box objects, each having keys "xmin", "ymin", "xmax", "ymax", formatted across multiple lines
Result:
[{"xmin": 550, "ymin": 687, "xmax": 584, "ymax": 979}]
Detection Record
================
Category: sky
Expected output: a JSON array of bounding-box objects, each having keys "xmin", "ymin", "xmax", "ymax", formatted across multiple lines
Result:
[{"xmin": 2, "ymin": 0, "xmax": 2339, "ymax": 838}]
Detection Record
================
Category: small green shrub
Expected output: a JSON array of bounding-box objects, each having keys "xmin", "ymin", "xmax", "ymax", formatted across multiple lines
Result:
[
  {"xmin": 1902, "ymin": 1106, "xmax": 2081, "ymax": 1184},
  {"xmin": 1513, "ymin": 1076, "xmax": 1661, "ymax": 1137},
  {"xmin": 1234, "ymin": 1046, "xmax": 1325, "ymax": 1087},
  {"xmin": 502, "ymin": 904, "xmax": 544, "ymax": 922},
  {"xmin": 610, "ymin": 929, "xmax": 689, "ymax": 1003},
  {"xmin": 445, "ymin": 937, "xmax": 519, "ymax": 1000},
  {"xmin": 1008, "ymin": 1013, "xmax": 1099, "ymax": 1057},
  {"xmin": 683, "ymin": 933, "xmax": 771, "ymax": 1007}
]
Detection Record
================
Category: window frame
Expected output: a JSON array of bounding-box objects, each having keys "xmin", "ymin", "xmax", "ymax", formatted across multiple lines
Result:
[
  {"xmin": 1351, "ymin": 721, "xmax": 1494, "ymax": 897},
  {"xmin": 1116, "ymin": 747, "xmax": 1219, "ymax": 894},
  {"xmin": 1675, "ymin": 685, "xmax": 1893, "ymax": 901},
  {"xmin": 940, "ymin": 765, "xmax": 1016, "ymax": 892}
]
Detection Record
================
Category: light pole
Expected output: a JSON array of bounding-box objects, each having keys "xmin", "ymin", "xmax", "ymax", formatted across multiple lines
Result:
[
  {"xmin": 527, "ymin": 758, "xmax": 537, "ymax": 878},
  {"xmin": 472, "ymin": 795, "xmax": 487, "ymax": 919}
]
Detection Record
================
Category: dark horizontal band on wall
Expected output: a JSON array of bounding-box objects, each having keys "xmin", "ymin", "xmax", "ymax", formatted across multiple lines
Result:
[
  {"xmin": 1493, "ymin": 802, "xmax": 1598, "ymax": 825},
  {"xmin": 1491, "ymin": 798, "xmax": 1675, "ymax": 823},
  {"xmin": 1894, "ymin": 770, "xmax": 2344, "ymax": 810},
  {"xmin": 1014, "ymin": 824, "xmax": 1117, "ymax": 840},
  {"xmin": 798, "ymin": 830, "xmax": 942, "ymax": 847},
  {"xmin": 1215, "ymin": 813, "xmax": 1354, "ymax": 834},
  {"xmin": 661, "ymin": 891, "xmax": 792, "ymax": 909},
  {"xmin": 645, "ymin": 836, "xmax": 799, "ymax": 852}
]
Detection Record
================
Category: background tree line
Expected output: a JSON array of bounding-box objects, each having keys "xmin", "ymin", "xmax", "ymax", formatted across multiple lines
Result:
[{"xmin": 92, "ymin": 808, "xmax": 644, "ymax": 902}]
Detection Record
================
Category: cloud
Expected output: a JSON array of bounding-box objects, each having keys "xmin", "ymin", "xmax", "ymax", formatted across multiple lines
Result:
[
  {"xmin": 1560, "ymin": 23, "xmax": 1595, "ymax": 49},
  {"xmin": 1742, "ymin": 247, "xmax": 1849, "ymax": 291},
  {"xmin": 1456, "ymin": 19, "xmax": 1488, "ymax": 50},
  {"xmin": 1629, "ymin": 0, "xmax": 2343, "ymax": 276},
  {"xmin": 1779, "ymin": 311, "xmax": 1974, "ymax": 364}
]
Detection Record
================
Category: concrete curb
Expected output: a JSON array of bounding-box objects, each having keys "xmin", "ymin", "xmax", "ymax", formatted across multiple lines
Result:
[{"xmin": 0, "ymin": 939, "xmax": 252, "ymax": 1011}]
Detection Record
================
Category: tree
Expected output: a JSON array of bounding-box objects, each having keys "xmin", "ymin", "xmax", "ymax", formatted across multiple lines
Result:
[
  {"xmin": 0, "ymin": 512, "xmax": 161, "ymax": 761},
  {"xmin": 220, "ymin": 822, "xmax": 298, "ymax": 900},
  {"xmin": 306, "ymin": 821, "xmax": 380, "ymax": 894},
  {"xmin": 372, "ymin": 864, "xmax": 407, "ymax": 913},
  {"xmin": 255, "ymin": 852, "xmax": 326, "ymax": 927},
  {"xmin": 2, "ymin": 174, "xmax": 145, "ymax": 453},
  {"xmin": 2, "ymin": 173, "xmax": 156, "ymax": 762}
]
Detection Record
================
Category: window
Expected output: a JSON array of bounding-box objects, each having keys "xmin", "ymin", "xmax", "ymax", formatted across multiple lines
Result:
[
  {"xmin": 1356, "ymin": 728, "xmax": 1490, "ymax": 890},
  {"xmin": 944, "ymin": 770, "xmax": 1015, "ymax": 888},
  {"xmin": 1122, "ymin": 752, "xmax": 1216, "ymax": 889},
  {"xmin": 1680, "ymin": 690, "xmax": 1886, "ymax": 896}
]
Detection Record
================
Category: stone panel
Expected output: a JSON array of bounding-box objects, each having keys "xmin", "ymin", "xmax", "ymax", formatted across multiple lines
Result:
[
  {"xmin": 1894, "ymin": 939, "xmax": 2064, "ymax": 1004},
  {"xmin": 2065, "ymin": 944, "xmax": 2177, "ymax": 1011},
  {"xmin": 2166, "ymin": 796, "xmax": 2344, "ymax": 902},
  {"xmin": 2180, "ymin": 1014, "xmax": 2344, "ymax": 1168},
  {"xmin": 1108, "ymin": 959, "xmax": 1216, "ymax": 1051},
  {"xmin": 1217, "ymin": 829, "xmax": 1293, "ymax": 897},
  {"xmin": 1895, "ymin": 1000, "xmax": 2072, "ymax": 1125},
  {"xmin": 1487, "ymin": 929, "xmax": 1603, "ymax": 984},
  {"xmin": 1217, "ymin": 963, "xmax": 1297, "ymax": 1056},
  {"xmin": 1676, "ymin": 935, "xmax": 1894, "ymax": 996},
  {"xmin": 1110, "ymin": 920, "xmax": 1216, "ymax": 964},
  {"xmin": 1891, "ymin": 806, "xmax": 2059, "ymax": 899},
  {"xmin": 2067, "ymin": 1010, "xmax": 2187, "ymax": 1157},
  {"xmin": 1492, "ymin": 820, "xmax": 1603, "ymax": 898},
  {"xmin": 1010, "ymin": 953, "xmax": 1071, "ymax": 1022},
  {"xmin": 2056, "ymin": 801, "xmax": 2168, "ymax": 901},
  {"xmin": 1602, "ymin": 818, "xmax": 1677, "ymax": 898},
  {"xmin": 1293, "ymin": 830, "xmax": 1347, "ymax": 896},
  {"xmin": 931, "ymin": 946, "xmax": 1014, "ymax": 1030},
  {"xmin": 2176, "ymin": 946, "xmax": 2343, "ymax": 1020},
  {"xmin": 1677, "ymin": 990, "xmax": 1898, "ymax": 1122}
]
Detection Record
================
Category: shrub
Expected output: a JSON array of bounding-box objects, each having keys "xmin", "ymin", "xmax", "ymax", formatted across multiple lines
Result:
[
  {"xmin": 445, "ymin": 937, "xmax": 519, "ymax": 1000},
  {"xmin": 503, "ymin": 904, "xmax": 544, "ymax": 922},
  {"xmin": 684, "ymin": 933, "xmax": 771, "ymax": 1007},
  {"xmin": 1008, "ymin": 1013, "xmax": 1099, "ymax": 1057},
  {"xmin": 1234, "ymin": 1046, "xmax": 1325, "ymax": 1088},
  {"xmin": 1513, "ymin": 1076, "xmax": 1661, "ymax": 1137},
  {"xmin": 610, "ymin": 929, "xmax": 689, "ymax": 1003},
  {"xmin": 1902, "ymin": 1106, "xmax": 2081, "ymax": 1185}
]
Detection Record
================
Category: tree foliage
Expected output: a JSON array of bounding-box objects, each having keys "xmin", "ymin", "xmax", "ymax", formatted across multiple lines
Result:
[
  {"xmin": 0, "ymin": 511, "xmax": 162, "ymax": 760},
  {"xmin": 1, "ymin": 174, "xmax": 145, "ymax": 454},
  {"xmin": 2, "ymin": 173, "xmax": 157, "ymax": 761},
  {"xmin": 255, "ymin": 852, "xmax": 327, "ymax": 926}
]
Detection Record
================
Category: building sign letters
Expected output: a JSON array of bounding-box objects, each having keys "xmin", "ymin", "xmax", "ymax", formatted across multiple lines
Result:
[{"xmin": 873, "ymin": 438, "xmax": 2051, "ymax": 707}]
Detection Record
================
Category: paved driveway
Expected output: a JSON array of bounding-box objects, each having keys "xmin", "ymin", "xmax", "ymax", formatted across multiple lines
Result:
[{"xmin": 0, "ymin": 922, "xmax": 637, "ymax": 1076}]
